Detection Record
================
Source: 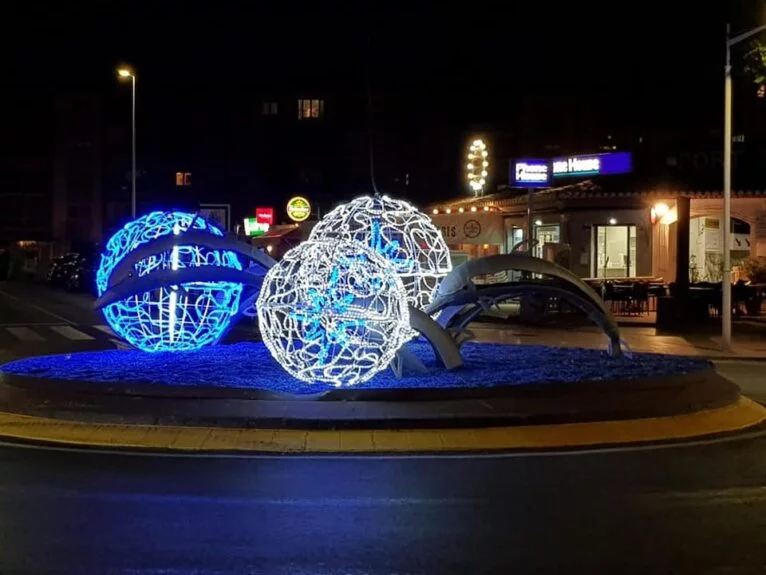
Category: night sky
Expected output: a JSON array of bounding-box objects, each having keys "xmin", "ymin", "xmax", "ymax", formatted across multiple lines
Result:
[{"xmin": 2, "ymin": 1, "xmax": 763, "ymax": 211}]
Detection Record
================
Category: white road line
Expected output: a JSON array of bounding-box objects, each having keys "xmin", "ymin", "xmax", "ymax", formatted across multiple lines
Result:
[
  {"xmin": 93, "ymin": 324, "xmax": 116, "ymax": 337},
  {"xmin": 6, "ymin": 327, "xmax": 45, "ymax": 342},
  {"xmin": 0, "ymin": 290, "xmax": 75, "ymax": 325},
  {"xmin": 49, "ymin": 325, "xmax": 95, "ymax": 341}
]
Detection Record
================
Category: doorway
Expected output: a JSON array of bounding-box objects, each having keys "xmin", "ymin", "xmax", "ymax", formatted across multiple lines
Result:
[{"xmin": 594, "ymin": 225, "xmax": 637, "ymax": 278}]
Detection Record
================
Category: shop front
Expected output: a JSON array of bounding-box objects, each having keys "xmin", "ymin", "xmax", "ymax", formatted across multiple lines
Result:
[{"xmin": 429, "ymin": 209, "xmax": 505, "ymax": 266}]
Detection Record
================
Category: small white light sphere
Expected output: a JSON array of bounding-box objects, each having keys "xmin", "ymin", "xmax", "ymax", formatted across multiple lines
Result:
[
  {"xmin": 308, "ymin": 195, "xmax": 452, "ymax": 312},
  {"xmin": 257, "ymin": 240, "xmax": 410, "ymax": 387}
]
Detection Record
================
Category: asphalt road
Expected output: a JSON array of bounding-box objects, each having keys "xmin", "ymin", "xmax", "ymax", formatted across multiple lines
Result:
[
  {"xmin": 0, "ymin": 437, "xmax": 765, "ymax": 574},
  {"xmin": 0, "ymin": 281, "xmax": 766, "ymax": 573}
]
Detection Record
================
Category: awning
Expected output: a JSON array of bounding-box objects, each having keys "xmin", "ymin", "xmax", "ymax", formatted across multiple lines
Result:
[{"xmin": 252, "ymin": 225, "xmax": 301, "ymax": 241}]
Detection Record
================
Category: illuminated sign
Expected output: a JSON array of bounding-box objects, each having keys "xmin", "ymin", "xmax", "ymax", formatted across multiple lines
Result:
[
  {"xmin": 511, "ymin": 159, "xmax": 550, "ymax": 187},
  {"xmin": 286, "ymin": 196, "xmax": 311, "ymax": 222},
  {"xmin": 256, "ymin": 207, "xmax": 274, "ymax": 225},
  {"xmin": 551, "ymin": 152, "xmax": 632, "ymax": 178},
  {"xmin": 243, "ymin": 217, "xmax": 269, "ymax": 237}
]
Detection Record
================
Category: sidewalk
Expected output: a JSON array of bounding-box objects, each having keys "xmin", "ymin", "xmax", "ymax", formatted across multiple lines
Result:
[{"xmin": 470, "ymin": 323, "xmax": 766, "ymax": 360}]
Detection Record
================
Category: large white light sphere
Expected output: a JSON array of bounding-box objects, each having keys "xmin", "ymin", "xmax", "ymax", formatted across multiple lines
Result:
[
  {"xmin": 257, "ymin": 240, "xmax": 410, "ymax": 387},
  {"xmin": 309, "ymin": 195, "xmax": 452, "ymax": 312}
]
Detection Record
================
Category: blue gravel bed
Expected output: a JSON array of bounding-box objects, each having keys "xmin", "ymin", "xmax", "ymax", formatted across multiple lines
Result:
[{"xmin": 0, "ymin": 342, "xmax": 712, "ymax": 394}]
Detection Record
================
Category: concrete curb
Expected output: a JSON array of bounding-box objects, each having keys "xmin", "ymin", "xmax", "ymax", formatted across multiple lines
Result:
[{"xmin": 0, "ymin": 397, "xmax": 762, "ymax": 454}]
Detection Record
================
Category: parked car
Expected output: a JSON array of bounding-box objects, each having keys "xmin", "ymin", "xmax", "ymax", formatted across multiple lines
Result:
[
  {"xmin": 65, "ymin": 253, "xmax": 97, "ymax": 294},
  {"xmin": 46, "ymin": 253, "xmax": 80, "ymax": 287}
]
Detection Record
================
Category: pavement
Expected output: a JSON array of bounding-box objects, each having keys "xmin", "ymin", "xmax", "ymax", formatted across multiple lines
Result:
[{"xmin": 1, "ymin": 282, "xmax": 766, "ymax": 571}]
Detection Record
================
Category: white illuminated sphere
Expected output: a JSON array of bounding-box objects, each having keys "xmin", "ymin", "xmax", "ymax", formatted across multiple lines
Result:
[
  {"xmin": 257, "ymin": 240, "xmax": 410, "ymax": 387},
  {"xmin": 309, "ymin": 195, "xmax": 452, "ymax": 312}
]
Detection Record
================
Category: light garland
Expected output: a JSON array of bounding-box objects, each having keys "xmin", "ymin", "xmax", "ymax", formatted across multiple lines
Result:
[
  {"xmin": 97, "ymin": 211, "xmax": 243, "ymax": 352},
  {"xmin": 308, "ymin": 195, "xmax": 452, "ymax": 312},
  {"xmin": 466, "ymin": 138, "xmax": 489, "ymax": 195},
  {"xmin": 257, "ymin": 240, "xmax": 410, "ymax": 386}
]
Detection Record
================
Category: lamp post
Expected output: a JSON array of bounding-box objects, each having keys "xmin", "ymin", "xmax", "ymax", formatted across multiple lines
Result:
[
  {"xmin": 117, "ymin": 68, "xmax": 137, "ymax": 218},
  {"xmin": 723, "ymin": 25, "xmax": 766, "ymax": 350}
]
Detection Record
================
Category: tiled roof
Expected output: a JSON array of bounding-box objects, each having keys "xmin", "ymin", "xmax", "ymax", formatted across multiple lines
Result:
[{"xmin": 427, "ymin": 181, "xmax": 766, "ymax": 211}]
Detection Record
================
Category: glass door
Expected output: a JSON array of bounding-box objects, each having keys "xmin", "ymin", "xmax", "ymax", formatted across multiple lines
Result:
[
  {"xmin": 595, "ymin": 225, "xmax": 636, "ymax": 278},
  {"xmin": 534, "ymin": 225, "xmax": 560, "ymax": 259}
]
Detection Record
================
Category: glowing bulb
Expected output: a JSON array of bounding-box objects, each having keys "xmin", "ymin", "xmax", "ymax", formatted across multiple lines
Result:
[
  {"xmin": 446, "ymin": 208, "xmax": 452, "ymax": 214},
  {"xmin": 482, "ymin": 150, "xmax": 488, "ymax": 157},
  {"xmin": 609, "ymin": 217, "xmax": 617, "ymax": 225},
  {"xmin": 467, "ymin": 163, "xmax": 474, "ymax": 169},
  {"xmin": 654, "ymin": 202, "xmax": 669, "ymax": 217},
  {"xmin": 481, "ymin": 171, "xmax": 488, "ymax": 177},
  {"xmin": 266, "ymin": 244, "xmax": 273, "ymax": 253},
  {"xmin": 483, "ymin": 206, "xmax": 489, "ymax": 212},
  {"xmin": 482, "ymin": 161, "xmax": 489, "ymax": 167},
  {"xmin": 432, "ymin": 208, "xmax": 439, "ymax": 215},
  {"xmin": 535, "ymin": 219, "xmax": 543, "ymax": 226},
  {"xmin": 471, "ymin": 206, "xmax": 477, "ymax": 212},
  {"xmin": 458, "ymin": 207, "xmax": 464, "ymax": 213}
]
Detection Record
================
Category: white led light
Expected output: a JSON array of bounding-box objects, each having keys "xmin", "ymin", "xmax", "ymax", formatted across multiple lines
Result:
[
  {"xmin": 257, "ymin": 240, "xmax": 410, "ymax": 387},
  {"xmin": 309, "ymin": 195, "xmax": 452, "ymax": 312},
  {"xmin": 466, "ymin": 138, "xmax": 489, "ymax": 195}
]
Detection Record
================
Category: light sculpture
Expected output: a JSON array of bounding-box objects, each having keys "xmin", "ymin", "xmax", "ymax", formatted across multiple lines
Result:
[
  {"xmin": 257, "ymin": 240, "xmax": 410, "ymax": 386},
  {"xmin": 466, "ymin": 138, "xmax": 489, "ymax": 195},
  {"xmin": 308, "ymin": 195, "xmax": 452, "ymax": 312},
  {"xmin": 97, "ymin": 211, "xmax": 243, "ymax": 352}
]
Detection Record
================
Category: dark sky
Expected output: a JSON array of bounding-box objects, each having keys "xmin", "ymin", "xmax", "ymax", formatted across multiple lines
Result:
[
  {"xmin": 2, "ymin": 0, "xmax": 764, "ymax": 208},
  {"xmin": 4, "ymin": 1, "xmax": 746, "ymax": 92}
]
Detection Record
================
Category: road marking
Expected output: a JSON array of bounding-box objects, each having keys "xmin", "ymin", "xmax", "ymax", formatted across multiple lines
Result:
[
  {"xmin": 0, "ymin": 290, "xmax": 75, "ymax": 325},
  {"xmin": 5, "ymin": 327, "xmax": 45, "ymax": 342},
  {"xmin": 49, "ymin": 325, "xmax": 95, "ymax": 341},
  {"xmin": 93, "ymin": 324, "xmax": 116, "ymax": 337}
]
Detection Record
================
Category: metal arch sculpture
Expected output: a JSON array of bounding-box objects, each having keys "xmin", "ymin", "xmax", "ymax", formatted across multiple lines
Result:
[{"xmin": 425, "ymin": 254, "xmax": 625, "ymax": 357}]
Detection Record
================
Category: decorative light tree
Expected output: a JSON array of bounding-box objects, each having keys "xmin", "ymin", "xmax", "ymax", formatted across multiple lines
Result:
[
  {"xmin": 308, "ymin": 195, "xmax": 452, "ymax": 312},
  {"xmin": 97, "ymin": 211, "xmax": 243, "ymax": 352},
  {"xmin": 466, "ymin": 138, "xmax": 489, "ymax": 195},
  {"xmin": 257, "ymin": 240, "xmax": 410, "ymax": 386}
]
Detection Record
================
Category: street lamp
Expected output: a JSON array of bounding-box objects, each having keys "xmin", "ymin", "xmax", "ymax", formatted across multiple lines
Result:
[
  {"xmin": 117, "ymin": 67, "xmax": 137, "ymax": 218},
  {"xmin": 723, "ymin": 24, "xmax": 766, "ymax": 350}
]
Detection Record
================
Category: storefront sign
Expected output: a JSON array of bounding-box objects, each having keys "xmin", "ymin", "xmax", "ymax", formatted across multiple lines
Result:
[
  {"xmin": 430, "ymin": 212, "xmax": 504, "ymax": 245},
  {"xmin": 511, "ymin": 159, "xmax": 550, "ymax": 187},
  {"xmin": 243, "ymin": 217, "xmax": 269, "ymax": 237},
  {"xmin": 286, "ymin": 196, "xmax": 311, "ymax": 222},
  {"xmin": 256, "ymin": 207, "xmax": 275, "ymax": 225},
  {"xmin": 551, "ymin": 152, "xmax": 632, "ymax": 178}
]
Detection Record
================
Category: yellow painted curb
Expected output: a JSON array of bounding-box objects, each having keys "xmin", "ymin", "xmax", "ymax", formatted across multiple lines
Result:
[{"xmin": 0, "ymin": 397, "xmax": 763, "ymax": 453}]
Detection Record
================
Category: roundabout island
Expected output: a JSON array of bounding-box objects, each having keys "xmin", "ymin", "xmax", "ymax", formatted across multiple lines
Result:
[{"xmin": 0, "ymin": 198, "xmax": 763, "ymax": 454}]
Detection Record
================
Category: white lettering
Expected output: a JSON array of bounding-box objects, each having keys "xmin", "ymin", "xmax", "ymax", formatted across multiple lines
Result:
[
  {"xmin": 553, "ymin": 156, "xmax": 601, "ymax": 175},
  {"xmin": 515, "ymin": 162, "xmax": 549, "ymax": 182}
]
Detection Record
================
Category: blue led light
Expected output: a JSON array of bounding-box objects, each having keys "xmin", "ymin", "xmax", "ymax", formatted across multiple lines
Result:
[{"xmin": 97, "ymin": 211, "xmax": 243, "ymax": 352}]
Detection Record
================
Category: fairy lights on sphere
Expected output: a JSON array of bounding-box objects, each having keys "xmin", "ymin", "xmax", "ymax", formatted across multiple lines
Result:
[
  {"xmin": 308, "ymin": 195, "xmax": 452, "ymax": 312},
  {"xmin": 97, "ymin": 211, "xmax": 243, "ymax": 352},
  {"xmin": 466, "ymin": 138, "xmax": 489, "ymax": 195},
  {"xmin": 257, "ymin": 240, "xmax": 410, "ymax": 386}
]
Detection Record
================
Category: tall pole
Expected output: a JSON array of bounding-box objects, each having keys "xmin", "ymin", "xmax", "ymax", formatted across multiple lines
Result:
[
  {"xmin": 131, "ymin": 74, "xmax": 137, "ymax": 218},
  {"xmin": 723, "ymin": 25, "xmax": 732, "ymax": 350}
]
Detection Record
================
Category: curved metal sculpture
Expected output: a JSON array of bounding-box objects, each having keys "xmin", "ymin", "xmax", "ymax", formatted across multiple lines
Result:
[{"xmin": 426, "ymin": 254, "xmax": 624, "ymax": 357}]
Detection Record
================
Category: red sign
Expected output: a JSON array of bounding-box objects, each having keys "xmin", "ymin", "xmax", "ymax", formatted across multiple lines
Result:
[{"xmin": 256, "ymin": 207, "xmax": 275, "ymax": 225}]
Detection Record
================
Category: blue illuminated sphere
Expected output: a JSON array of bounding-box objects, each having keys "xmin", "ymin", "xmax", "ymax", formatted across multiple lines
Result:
[{"xmin": 97, "ymin": 211, "xmax": 243, "ymax": 352}]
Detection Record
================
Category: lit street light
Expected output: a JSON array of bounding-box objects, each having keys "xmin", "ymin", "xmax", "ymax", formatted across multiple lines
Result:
[
  {"xmin": 723, "ymin": 24, "xmax": 766, "ymax": 350},
  {"xmin": 117, "ymin": 67, "xmax": 137, "ymax": 218}
]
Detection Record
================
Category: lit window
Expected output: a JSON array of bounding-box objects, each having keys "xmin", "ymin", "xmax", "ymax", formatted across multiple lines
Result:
[
  {"xmin": 298, "ymin": 99, "xmax": 324, "ymax": 119},
  {"xmin": 262, "ymin": 102, "xmax": 278, "ymax": 115}
]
